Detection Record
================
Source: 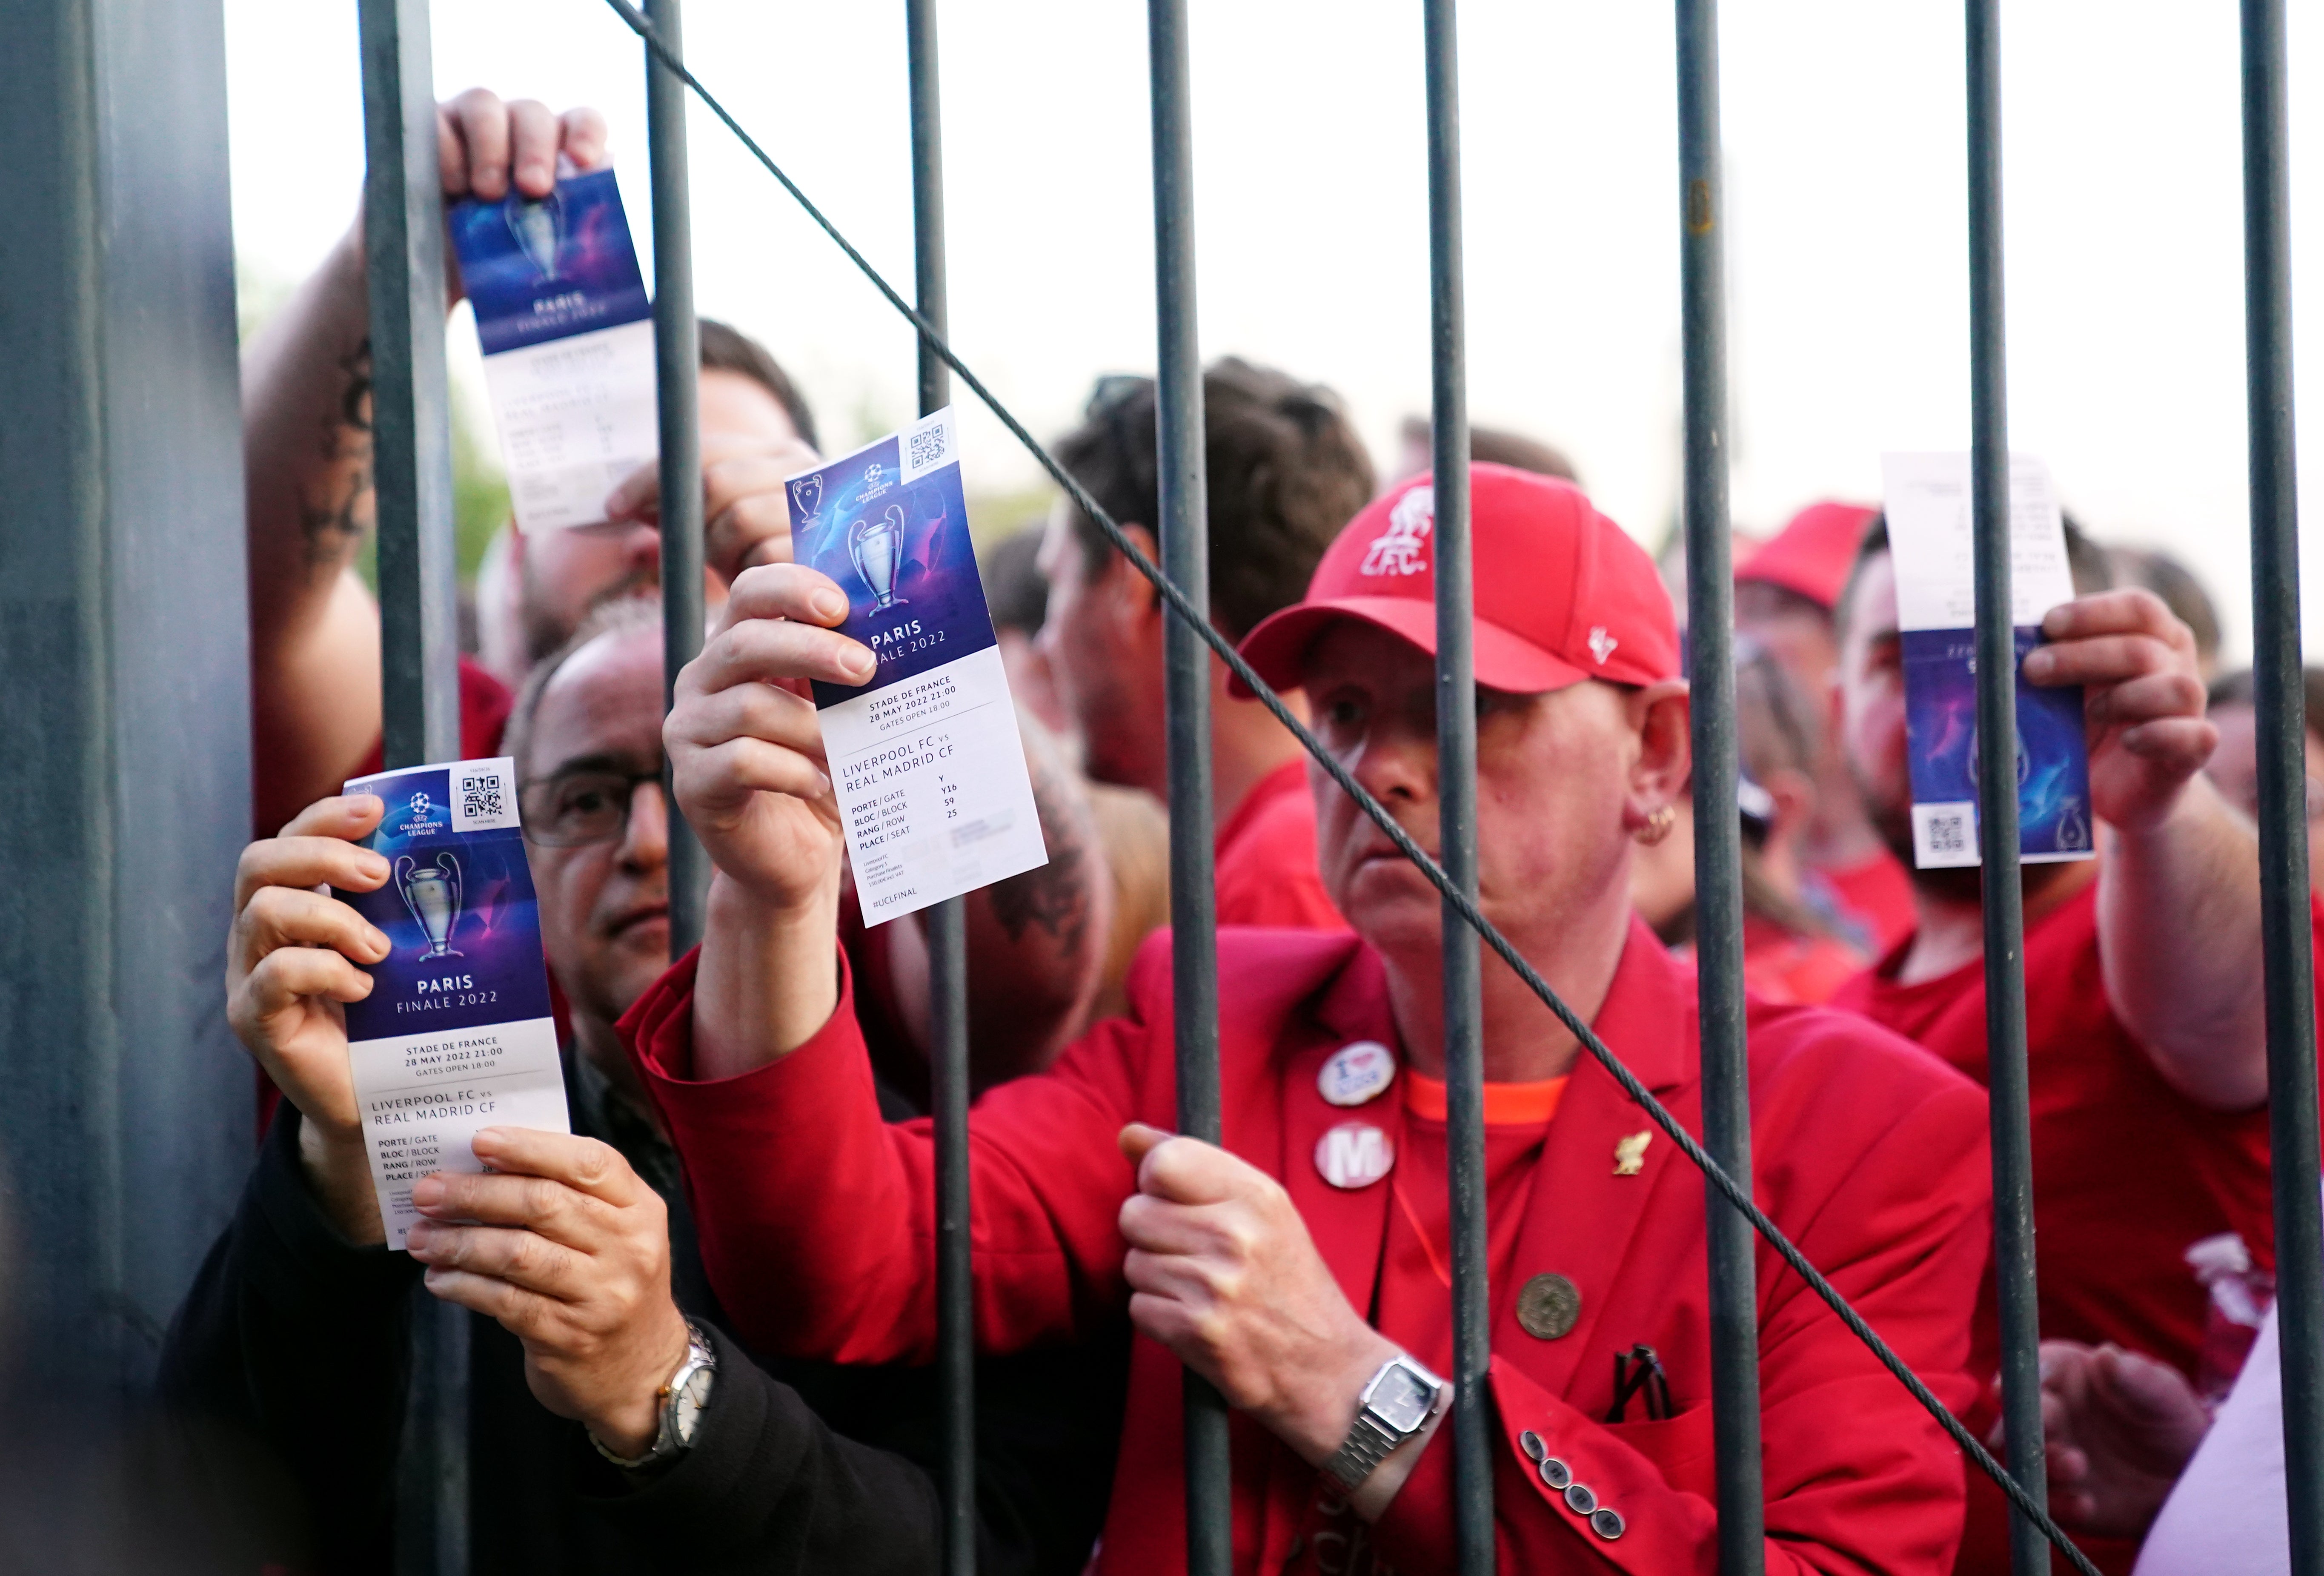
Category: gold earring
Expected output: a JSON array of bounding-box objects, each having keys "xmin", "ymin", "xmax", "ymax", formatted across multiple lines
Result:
[{"xmin": 1634, "ymin": 805, "xmax": 1678, "ymax": 846}]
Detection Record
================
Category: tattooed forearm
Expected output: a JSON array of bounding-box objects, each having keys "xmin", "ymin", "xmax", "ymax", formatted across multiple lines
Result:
[
  {"xmin": 988, "ymin": 747, "xmax": 1094, "ymax": 954},
  {"xmin": 299, "ymin": 338, "xmax": 375, "ymax": 570}
]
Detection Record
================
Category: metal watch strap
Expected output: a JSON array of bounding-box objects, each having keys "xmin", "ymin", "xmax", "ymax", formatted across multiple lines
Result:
[
  {"xmin": 591, "ymin": 1320, "xmax": 716, "ymax": 1471},
  {"xmin": 1322, "ymin": 1408, "xmax": 1404, "ymax": 1490}
]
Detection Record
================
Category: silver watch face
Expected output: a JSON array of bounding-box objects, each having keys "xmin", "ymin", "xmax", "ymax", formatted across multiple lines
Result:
[
  {"xmin": 672, "ymin": 1363, "xmax": 715, "ymax": 1448},
  {"xmin": 1367, "ymin": 1364, "xmax": 1437, "ymax": 1433}
]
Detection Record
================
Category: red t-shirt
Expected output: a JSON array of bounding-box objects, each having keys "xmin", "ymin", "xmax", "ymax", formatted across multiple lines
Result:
[
  {"xmin": 1820, "ymin": 848, "xmax": 1919, "ymax": 955},
  {"xmin": 1834, "ymin": 879, "xmax": 2290, "ymax": 1573},
  {"xmin": 1212, "ymin": 760, "xmax": 1344, "ymax": 931}
]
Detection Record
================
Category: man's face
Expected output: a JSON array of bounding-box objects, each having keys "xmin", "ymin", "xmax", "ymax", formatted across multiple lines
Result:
[
  {"xmin": 1734, "ymin": 582, "xmax": 1840, "ymax": 704},
  {"xmin": 1834, "ymin": 550, "xmax": 1915, "ymax": 861},
  {"xmin": 521, "ymin": 626, "xmax": 672, "ymax": 1026},
  {"xmin": 1302, "ymin": 622, "xmax": 1655, "ymax": 963},
  {"xmin": 515, "ymin": 368, "xmax": 803, "ymax": 665},
  {"xmin": 1034, "ymin": 500, "xmax": 1162, "ymax": 790}
]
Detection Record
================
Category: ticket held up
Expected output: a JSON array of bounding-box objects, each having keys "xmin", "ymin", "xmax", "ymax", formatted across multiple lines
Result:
[
  {"xmin": 790, "ymin": 410, "xmax": 1048, "ymax": 923},
  {"xmin": 337, "ymin": 757, "xmax": 569, "ymax": 1249},
  {"xmin": 449, "ymin": 166, "xmax": 657, "ymax": 533},
  {"xmin": 1882, "ymin": 452, "xmax": 2093, "ymax": 870}
]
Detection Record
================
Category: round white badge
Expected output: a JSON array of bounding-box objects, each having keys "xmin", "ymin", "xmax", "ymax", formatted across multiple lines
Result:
[
  {"xmin": 1318, "ymin": 1040, "xmax": 1397, "ymax": 1107},
  {"xmin": 1314, "ymin": 1121, "xmax": 1396, "ymax": 1190}
]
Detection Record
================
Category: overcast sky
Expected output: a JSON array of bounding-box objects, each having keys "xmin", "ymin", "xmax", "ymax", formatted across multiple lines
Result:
[{"xmin": 224, "ymin": 0, "xmax": 2324, "ymax": 660}]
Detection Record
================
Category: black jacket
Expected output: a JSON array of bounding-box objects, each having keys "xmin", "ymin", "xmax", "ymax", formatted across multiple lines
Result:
[{"xmin": 157, "ymin": 1066, "xmax": 1126, "ymax": 1576}]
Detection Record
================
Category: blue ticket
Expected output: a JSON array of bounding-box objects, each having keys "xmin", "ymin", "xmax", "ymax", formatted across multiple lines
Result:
[
  {"xmin": 786, "ymin": 409, "xmax": 1048, "ymax": 922},
  {"xmin": 448, "ymin": 166, "xmax": 658, "ymax": 533},
  {"xmin": 1883, "ymin": 453, "xmax": 2094, "ymax": 868},
  {"xmin": 338, "ymin": 756, "xmax": 569, "ymax": 1249}
]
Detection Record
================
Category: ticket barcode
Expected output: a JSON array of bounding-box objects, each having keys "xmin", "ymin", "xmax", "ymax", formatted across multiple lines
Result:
[{"xmin": 1911, "ymin": 801, "xmax": 1980, "ymax": 869}]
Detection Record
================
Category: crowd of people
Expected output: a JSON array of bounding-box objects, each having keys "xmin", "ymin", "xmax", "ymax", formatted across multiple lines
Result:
[{"xmin": 146, "ymin": 89, "xmax": 2322, "ymax": 1575}]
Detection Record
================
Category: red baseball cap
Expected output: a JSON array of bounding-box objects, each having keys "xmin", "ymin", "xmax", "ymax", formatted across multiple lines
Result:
[
  {"xmin": 1734, "ymin": 500, "xmax": 1878, "ymax": 612},
  {"xmin": 1233, "ymin": 464, "xmax": 1680, "ymax": 697}
]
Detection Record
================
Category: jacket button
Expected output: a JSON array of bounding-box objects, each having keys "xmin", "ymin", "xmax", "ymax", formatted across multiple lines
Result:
[
  {"xmin": 1518, "ymin": 1429, "xmax": 1546, "ymax": 1462},
  {"xmin": 1539, "ymin": 1456, "xmax": 1573, "ymax": 1491},
  {"xmin": 1563, "ymin": 1482, "xmax": 1598, "ymax": 1516},
  {"xmin": 1591, "ymin": 1507, "xmax": 1626, "ymax": 1541}
]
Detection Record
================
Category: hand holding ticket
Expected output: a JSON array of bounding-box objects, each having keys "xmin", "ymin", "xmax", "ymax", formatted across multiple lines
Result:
[{"xmin": 334, "ymin": 757, "xmax": 570, "ymax": 1249}]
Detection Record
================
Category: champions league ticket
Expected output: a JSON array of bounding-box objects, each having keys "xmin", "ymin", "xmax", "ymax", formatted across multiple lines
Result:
[
  {"xmin": 1882, "ymin": 452, "xmax": 2093, "ymax": 871},
  {"xmin": 789, "ymin": 409, "xmax": 1049, "ymax": 923},
  {"xmin": 337, "ymin": 757, "xmax": 569, "ymax": 1250},
  {"xmin": 449, "ymin": 166, "xmax": 658, "ymax": 533}
]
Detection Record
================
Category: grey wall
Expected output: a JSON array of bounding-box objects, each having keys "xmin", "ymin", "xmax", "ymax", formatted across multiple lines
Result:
[{"xmin": 0, "ymin": 0, "xmax": 251, "ymax": 1395}]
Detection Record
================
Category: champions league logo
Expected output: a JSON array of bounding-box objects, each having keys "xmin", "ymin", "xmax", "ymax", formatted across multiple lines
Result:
[
  {"xmin": 395, "ymin": 853, "xmax": 466, "ymax": 961},
  {"xmin": 506, "ymin": 191, "xmax": 565, "ymax": 281},
  {"xmin": 849, "ymin": 504, "xmax": 910, "ymax": 614}
]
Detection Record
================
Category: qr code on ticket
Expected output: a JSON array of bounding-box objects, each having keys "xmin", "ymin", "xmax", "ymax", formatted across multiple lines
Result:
[
  {"xmin": 1911, "ymin": 802, "xmax": 1978, "ymax": 868},
  {"xmin": 907, "ymin": 421, "xmax": 948, "ymax": 473},
  {"xmin": 452, "ymin": 760, "xmax": 522, "ymax": 833}
]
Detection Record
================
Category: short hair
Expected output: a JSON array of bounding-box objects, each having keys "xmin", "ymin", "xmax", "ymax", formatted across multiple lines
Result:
[
  {"xmin": 1054, "ymin": 359, "xmax": 1376, "ymax": 640},
  {"xmin": 2112, "ymin": 547, "xmax": 2222, "ymax": 670},
  {"xmin": 504, "ymin": 595, "xmax": 662, "ymax": 782},
  {"xmin": 2206, "ymin": 665, "xmax": 2324, "ymax": 746},
  {"xmin": 1402, "ymin": 415, "xmax": 1579, "ymax": 484},
  {"xmin": 698, "ymin": 318, "xmax": 820, "ymax": 453},
  {"xmin": 1836, "ymin": 509, "xmax": 2114, "ymax": 636},
  {"xmin": 983, "ymin": 525, "xmax": 1049, "ymax": 636}
]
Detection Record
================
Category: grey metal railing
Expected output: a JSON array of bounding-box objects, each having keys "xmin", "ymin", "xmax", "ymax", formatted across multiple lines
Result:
[
  {"xmin": 354, "ymin": 1, "xmax": 469, "ymax": 1571},
  {"xmin": 335, "ymin": 3, "xmax": 2324, "ymax": 1571}
]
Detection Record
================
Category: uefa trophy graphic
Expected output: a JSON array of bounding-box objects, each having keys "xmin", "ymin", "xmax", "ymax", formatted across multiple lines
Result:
[
  {"xmin": 506, "ymin": 190, "xmax": 564, "ymax": 282},
  {"xmin": 790, "ymin": 472, "xmax": 824, "ymax": 524},
  {"xmin": 849, "ymin": 504, "xmax": 910, "ymax": 613},
  {"xmin": 395, "ymin": 853, "xmax": 466, "ymax": 961}
]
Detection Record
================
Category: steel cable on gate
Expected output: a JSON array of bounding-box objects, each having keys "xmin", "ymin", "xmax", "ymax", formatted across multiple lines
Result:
[{"xmin": 597, "ymin": 3, "xmax": 2099, "ymax": 1567}]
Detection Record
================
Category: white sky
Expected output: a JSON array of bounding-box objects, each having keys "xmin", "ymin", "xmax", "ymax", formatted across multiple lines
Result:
[{"xmin": 225, "ymin": 0, "xmax": 2324, "ymax": 662}]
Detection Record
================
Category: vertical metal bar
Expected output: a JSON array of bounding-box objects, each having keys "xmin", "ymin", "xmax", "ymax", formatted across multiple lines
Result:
[
  {"xmin": 905, "ymin": 3, "xmax": 976, "ymax": 1571},
  {"xmin": 1674, "ymin": 3, "xmax": 1763, "ymax": 1570},
  {"xmin": 645, "ymin": 0, "xmax": 710, "ymax": 957},
  {"xmin": 358, "ymin": 2, "xmax": 469, "ymax": 1571},
  {"xmin": 1421, "ymin": 2, "xmax": 1488, "ymax": 1570},
  {"xmin": 2240, "ymin": 3, "xmax": 2324, "ymax": 1570},
  {"xmin": 1963, "ymin": 3, "xmax": 2048, "ymax": 1571},
  {"xmin": 360, "ymin": 0, "xmax": 459, "ymax": 770},
  {"xmin": 1145, "ymin": 2, "xmax": 1226, "ymax": 1570}
]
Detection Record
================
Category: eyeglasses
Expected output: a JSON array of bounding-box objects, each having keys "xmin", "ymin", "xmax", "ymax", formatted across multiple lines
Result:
[{"xmin": 521, "ymin": 768, "xmax": 666, "ymax": 848}]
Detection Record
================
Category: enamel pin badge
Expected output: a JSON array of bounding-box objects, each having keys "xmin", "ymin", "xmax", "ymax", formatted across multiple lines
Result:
[
  {"xmin": 1613, "ymin": 1131, "xmax": 1653, "ymax": 1177},
  {"xmin": 1318, "ymin": 1040, "xmax": 1397, "ymax": 1107}
]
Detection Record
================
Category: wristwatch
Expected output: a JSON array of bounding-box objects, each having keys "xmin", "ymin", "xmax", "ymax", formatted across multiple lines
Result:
[
  {"xmin": 591, "ymin": 1320, "xmax": 718, "ymax": 1472},
  {"xmin": 1322, "ymin": 1353, "xmax": 1448, "ymax": 1490}
]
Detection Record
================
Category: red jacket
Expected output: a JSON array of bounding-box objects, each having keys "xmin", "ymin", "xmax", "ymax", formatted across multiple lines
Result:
[{"xmin": 621, "ymin": 922, "xmax": 1992, "ymax": 1574}]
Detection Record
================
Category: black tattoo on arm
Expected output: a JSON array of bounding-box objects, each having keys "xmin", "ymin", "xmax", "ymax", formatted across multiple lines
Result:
[
  {"xmin": 988, "ymin": 754, "xmax": 1093, "ymax": 955},
  {"xmin": 299, "ymin": 337, "xmax": 375, "ymax": 570}
]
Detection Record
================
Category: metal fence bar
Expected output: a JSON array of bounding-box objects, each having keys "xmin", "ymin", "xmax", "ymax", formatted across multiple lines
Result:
[
  {"xmin": 645, "ymin": 0, "xmax": 710, "ymax": 957},
  {"xmin": 1673, "ymin": 3, "xmax": 1764, "ymax": 1570},
  {"xmin": 904, "ymin": 2, "xmax": 977, "ymax": 1570},
  {"xmin": 1420, "ymin": 1, "xmax": 1490, "ymax": 1568},
  {"xmin": 2239, "ymin": 3, "xmax": 2324, "ymax": 1570},
  {"xmin": 598, "ymin": 21, "xmax": 2102, "ymax": 1565},
  {"xmin": 1143, "ymin": 2, "xmax": 1229, "ymax": 1570},
  {"xmin": 356, "ymin": 0, "xmax": 470, "ymax": 1570},
  {"xmin": 1963, "ymin": 3, "xmax": 2049, "ymax": 1571}
]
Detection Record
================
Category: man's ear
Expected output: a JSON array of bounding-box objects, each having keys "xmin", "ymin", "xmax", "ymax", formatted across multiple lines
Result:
[
  {"xmin": 1109, "ymin": 523, "xmax": 1168, "ymax": 631},
  {"xmin": 1627, "ymin": 679, "xmax": 1693, "ymax": 819},
  {"xmin": 1761, "ymin": 765, "xmax": 1817, "ymax": 846}
]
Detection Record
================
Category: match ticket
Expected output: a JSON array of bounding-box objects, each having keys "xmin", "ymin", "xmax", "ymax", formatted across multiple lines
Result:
[
  {"xmin": 449, "ymin": 166, "xmax": 657, "ymax": 533},
  {"xmin": 337, "ymin": 757, "xmax": 569, "ymax": 1250},
  {"xmin": 1882, "ymin": 452, "xmax": 2093, "ymax": 870},
  {"xmin": 789, "ymin": 408, "xmax": 1048, "ymax": 923}
]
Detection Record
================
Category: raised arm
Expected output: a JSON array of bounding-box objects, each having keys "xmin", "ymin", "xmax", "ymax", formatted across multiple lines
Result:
[
  {"xmin": 244, "ymin": 91, "xmax": 606, "ymax": 834},
  {"xmin": 2026, "ymin": 590, "xmax": 2272, "ymax": 1110},
  {"xmin": 645, "ymin": 564, "xmax": 1139, "ymax": 1362}
]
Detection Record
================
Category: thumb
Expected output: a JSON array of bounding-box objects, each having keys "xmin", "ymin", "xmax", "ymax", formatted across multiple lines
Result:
[{"xmin": 1118, "ymin": 1122, "xmax": 1174, "ymax": 1169}]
